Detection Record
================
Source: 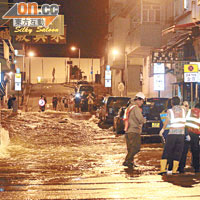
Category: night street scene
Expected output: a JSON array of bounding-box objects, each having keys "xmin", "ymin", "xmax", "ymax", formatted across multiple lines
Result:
[{"xmin": 0, "ymin": 0, "xmax": 200, "ymax": 200}]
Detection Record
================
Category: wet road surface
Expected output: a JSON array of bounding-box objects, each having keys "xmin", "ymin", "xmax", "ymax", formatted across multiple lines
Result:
[{"xmin": 0, "ymin": 110, "xmax": 200, "ymax": 200}]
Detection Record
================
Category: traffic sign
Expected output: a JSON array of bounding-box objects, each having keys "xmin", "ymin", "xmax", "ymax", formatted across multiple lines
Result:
[
  {"xmin": 39, "ymin": 99, "xmax": 45, "ymax": 106},
  {"xmin": 184, "ymin": 73, "xmax": 198, "ymax": 82},
  {"xmin": 105, "ymin": 79, "xmax": 111, "ymax": 87},
  {"xmin": 15, "ymin": 82, "xmax": 21, "ymax": 91},
  {"xmin": 153, "ymin": 63, "xmax": 165, "ymax": 74},
  {"xmin": 15, "ymin": 73, "xmax": 21, "ymax": 83},
  {"xmin": 105, "ymin": 70, "xmax": 111, "ymax": 79},
  {"xmin": 154, "ymin": 74, "xmax": 165, "ymax": 91},
  {"xmin": 184, "ymin": 64, "xmax": 198, "ymax": 73}
]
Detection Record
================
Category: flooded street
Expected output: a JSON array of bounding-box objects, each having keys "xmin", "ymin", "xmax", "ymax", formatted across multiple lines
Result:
[{"xmin": 0, "ymin": 110, "xmax": 200, "ymax": 200}]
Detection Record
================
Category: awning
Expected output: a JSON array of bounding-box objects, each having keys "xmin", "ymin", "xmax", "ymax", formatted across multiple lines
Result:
[
  {"xmin": 162, "ymin": 21, "xmax": 200, "ymax": 36},
  {"xmin": 160, "ymin": 32, "xmax": 191, "ymax": 52},
  {"xmin": 0, "ymin": 58, "xmax": 10, "ymax": 71}
]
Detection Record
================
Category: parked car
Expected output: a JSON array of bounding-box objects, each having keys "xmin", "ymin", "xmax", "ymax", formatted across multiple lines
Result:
[
  {"xmin": 113, "ymin": 98, "xmax": 169, "ymax": 135},
  {"xmin": 142, "ymin": 98, "xmax": 168, "ymax": 134},
  {"xmin": 97, "ymin": 96, "xmax": 131, "ymax": 123},
  {"xmin": 75, "ymin": 84, "xmax": 94, "ymax": 97}
]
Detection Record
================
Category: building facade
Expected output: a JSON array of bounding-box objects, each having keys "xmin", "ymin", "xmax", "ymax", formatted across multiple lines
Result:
[{"xmin": 106, "ymin": 0, "xmax": 200, "ymax": 102}]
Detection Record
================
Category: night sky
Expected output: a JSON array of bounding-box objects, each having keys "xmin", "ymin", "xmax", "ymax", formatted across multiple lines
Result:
[{"xmin": 26, "ymin": 0, "xmax": 108, "ymax": 58}]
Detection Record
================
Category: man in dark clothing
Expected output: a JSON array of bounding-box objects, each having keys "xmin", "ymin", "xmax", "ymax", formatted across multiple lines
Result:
[
  {"xmin": 159, "ymin": 96, "xmax": 186, "ymax": 175},
  {"xmin": 179, "ymin": 102, "xmax": 200, "ymax": 173},
  {"xmin": 52, "ymin": 94, "xmax": 58, "ymax": 111},
  {"xmin": 7, "ymin": 95, "xmax": 13, "ymax": 109}
]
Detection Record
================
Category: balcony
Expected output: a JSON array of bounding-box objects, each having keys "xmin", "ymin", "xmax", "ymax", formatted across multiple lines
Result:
[{"xmin": 127, "ymin": 23, "xmax": 162, "ymax": 57}]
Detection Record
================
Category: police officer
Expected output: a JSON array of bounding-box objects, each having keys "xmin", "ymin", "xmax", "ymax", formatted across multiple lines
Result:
[
  {"xmin": 185, "ymin": 103, "xmax": 200, "ymax": 173},
  {"xmin": 178, "ymin": 101, "xmax": 191, "ymax": 173},
  {"xmin": 159, "ymin": 99, "xmax": 172, "ymax": 143},
  {"xmin": 159, "ymin": 96, "xmax": 186, "ymax": 175},
  {"xmin": 123, "ymin": 92, "xmax": 146, "ymax": 168}
]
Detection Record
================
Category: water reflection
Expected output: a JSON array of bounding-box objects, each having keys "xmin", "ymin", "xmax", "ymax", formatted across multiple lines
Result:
[{"xmin": 0, "ymin": 110, "xmax": 199, "ymax": 200}]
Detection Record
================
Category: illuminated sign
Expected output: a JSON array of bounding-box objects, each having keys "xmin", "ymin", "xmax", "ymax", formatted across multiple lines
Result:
[
  {"xmin": 10, "ymin": 15, "xmax": 64, "ymax": 36},
  {"xmin": 3, "ymin": 2, "xmax": 59, "ymax": 27},
  {"xmin": 154, "ymin": 74, "xmax": 165, "ymax": 91},
  {"xmin": 105, "ymin": 70, "xmax": 111, "ymax": 79},
  {"xmin": 15, "ymin": 82, "xmax": 21, "ymax": 91},
  {"xmin": 153, "ymin": 63, "xmax": 165, "ymax": 74},
  {"xmin": 15, "ymin": 73, "xmax": 21, "ymax": 83},
  {"xmin": 105, "ymin": 79, "xmax": 111, "ymax": 88}
]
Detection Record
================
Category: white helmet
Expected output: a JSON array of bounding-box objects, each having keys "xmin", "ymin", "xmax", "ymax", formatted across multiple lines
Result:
[{"xmin": 135, "ymin": 92, "xmax": 145, "ymax": 100}]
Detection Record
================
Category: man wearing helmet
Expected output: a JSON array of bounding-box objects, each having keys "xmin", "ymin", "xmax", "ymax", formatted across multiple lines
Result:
[{"xmin": 123, "ymin": 92, "xmax": 146, "ymax": 168}]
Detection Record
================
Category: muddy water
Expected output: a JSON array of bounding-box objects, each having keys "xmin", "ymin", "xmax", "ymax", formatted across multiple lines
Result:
[
  {"xmin": 0, "ymin": 111, "xmax": 162, "ymax": 183},
  {"xmin": 0, "ymin": 110, "xmax": 199, "ymax": 200}
]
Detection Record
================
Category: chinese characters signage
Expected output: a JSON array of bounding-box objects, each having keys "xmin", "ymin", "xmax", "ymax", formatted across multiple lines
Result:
[
  {"xmin": 184, "ymin": 64, "xmax": 198, "ymax": 83},
  {"xmin": 153, "ymin": 63, "xmax": 165, "ymax": 91},
  {"xmin": 10, "ymin": 15, "xmax": 64, "ymax": 36}
]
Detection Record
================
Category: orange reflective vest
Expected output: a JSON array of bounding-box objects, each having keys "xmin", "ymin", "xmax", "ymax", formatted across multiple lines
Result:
[
  {"xmin": 186, "ymin": 108, "xmax": 200, "ymax": 135},
  {"xmin": 123, "ymin": 105, "xmax": 136, "ymax": 131}
]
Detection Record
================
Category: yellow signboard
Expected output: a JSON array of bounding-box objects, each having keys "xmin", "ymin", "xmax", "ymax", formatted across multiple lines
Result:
[{"xmin": 184, "ymin": 64, "xmax": 198, "ymax": 73}]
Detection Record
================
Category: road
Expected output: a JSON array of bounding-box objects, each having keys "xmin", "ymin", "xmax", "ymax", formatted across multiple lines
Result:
[
  {"xmin": 0, "ymin": 110, "xmax": 200, "ymax": 200},
  {"xmin": 27, "ymin": 83, "xmax": 74, "ymax": 111},
  {"xmin": 0, "ymin": 83, "xmax": 199, "ymax": 200}
]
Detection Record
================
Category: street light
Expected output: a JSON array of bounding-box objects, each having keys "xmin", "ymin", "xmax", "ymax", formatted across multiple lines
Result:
[
  {"xmin": 112, "ymin": 48, "xmax": 119, "ymax": 61},
  {"xmin": 71, "ymin": 46, "xmax": 81, "ymax": 69},
  {"xmin": 28, "ymin": 51, "xmax": 34, "ymax": 84}
]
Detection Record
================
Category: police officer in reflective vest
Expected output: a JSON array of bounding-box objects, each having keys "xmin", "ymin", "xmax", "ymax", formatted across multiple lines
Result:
[
  {"xmin": 159, "ymin": 99, "xmax": 172, "ymax": 143},
  {"xmin": 185, "ymin": 103, "xmax": 200, "ymax": 173},
  {"xmin": 159, "ymin": 96, "xmax": 186, "ymax": 174},
  {"xmin": 123, "ymin": 92, "xmax": 146, "ymax": 168}
]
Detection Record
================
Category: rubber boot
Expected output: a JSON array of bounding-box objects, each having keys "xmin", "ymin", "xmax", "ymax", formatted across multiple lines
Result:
[
  {"xmin": 172, "ymin": 160, "xmax": 179, "ymax": 174},
  {"xmin": 159, "ymin": 159, "xmax": 167, "ymax": 175}
]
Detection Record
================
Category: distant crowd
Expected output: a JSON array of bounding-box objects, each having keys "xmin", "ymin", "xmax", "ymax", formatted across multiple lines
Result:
[{"xmin": 38, "ymin": 92, "xmax": 95, "ymax": 113}]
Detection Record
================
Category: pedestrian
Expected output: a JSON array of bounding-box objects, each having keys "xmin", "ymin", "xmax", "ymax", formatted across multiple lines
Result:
[
  {"xmin": 159, "ymin": 99, "xmax": 172, "ymax": 144},
  {"xmin": 7, "ymin": 95, "xmax": 13, "ymax": 109},
  {"xmin": 39, "ymin": 95, "xmax": 46, "ymax": 112},
  {"xmin": 12, "ymin": 95, "xmax": 18, "ymax": 113},
  {"xmin": 68, "ymin": 94, "xmax": 74, "ymax": 112},
  {"xmin": 87, "ymin": 92, "xmax": 94, "ymax": 113},
  {"xmin": 62, "ymin": 95, "xmax": 68, "ymax": 111},
  {"xmin": 52, "ymin": 94, "xmax": 58, "ymax": 111},
  {"xmin": 74, "ymin": 95, "xmax": 81, "ymax": 113},
  {"xmin": 178, "ymin": 101, "xmax": 191, "ymax": 173},
  {"xmin": 80, "ymin": 92, "xmax": 87, "ymax": 112},
  {"xmin": 57, "ymin": 94, "xmax": 62, "ymax": 111},
  {"xmin": 159, "ymin": 96, "xmax": 186, "ymax": 175},
  {"xmin": 122, "ymin": 92, "xmax": 146, "ymax": 168},
  {"xmin": 183, "ymin": 102, "xmax": 200, "ymax": 173}
]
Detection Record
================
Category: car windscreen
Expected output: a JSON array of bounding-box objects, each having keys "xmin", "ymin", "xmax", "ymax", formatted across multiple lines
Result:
[
  {"xmin": 107, "ymin": 97, "xmax": 130, "ymax": 108},
  {"xmin": 143, "ymin": 98, "xmax": 168, "ymax": 119}
]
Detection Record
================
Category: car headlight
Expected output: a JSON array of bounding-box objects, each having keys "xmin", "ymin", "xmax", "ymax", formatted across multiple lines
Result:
[{"xmin": 75, "ymin": 93, "xmax": 81, "ymax": 98}]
